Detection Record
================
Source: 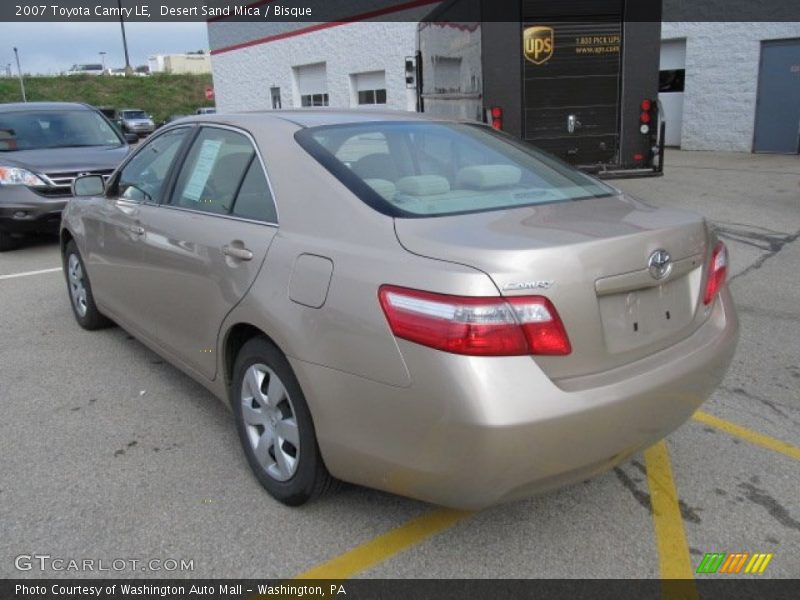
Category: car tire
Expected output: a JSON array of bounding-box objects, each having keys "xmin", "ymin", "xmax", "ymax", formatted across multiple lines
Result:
[
  {"xmin": 63, "ymin": 240, "xmax": 113, "ymax": 330},
  {"xmin": 0, "ymin": 231, "xmax": 19, "ymax": 251},
  {"xmin": 232, "ymin": 336, "xmax": 337, "ymax": 506}
]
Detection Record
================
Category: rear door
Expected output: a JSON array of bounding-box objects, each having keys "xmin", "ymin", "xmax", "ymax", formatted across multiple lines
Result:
[
  {"xmin": 753, "ymin": 38, "xmax": 800, "ymax": 154},
  {"xmin": 522, "ymin": 1, "xmax": 623, "ymax": 166},
  {"xmin": 136, "ymin": 126, "xmax": 279, "ymax": 380}
]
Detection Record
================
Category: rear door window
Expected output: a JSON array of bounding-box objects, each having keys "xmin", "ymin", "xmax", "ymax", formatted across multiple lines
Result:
[{"xmin": 169, "ymin": 127, "xmax": 277, "ymax": 222}]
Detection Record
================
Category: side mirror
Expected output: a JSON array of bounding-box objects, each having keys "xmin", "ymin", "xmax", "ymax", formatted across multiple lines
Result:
[
  {"xmin": 124, "ymin": 133, "xmax": 139, "ymax": 144},
  {"xmin": 72, "ymin": 174, "xmax": 106, "ymax": 197}
]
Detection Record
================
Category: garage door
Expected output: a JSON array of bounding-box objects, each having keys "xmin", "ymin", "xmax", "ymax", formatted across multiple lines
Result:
[
  {"xmin": 753, "ymin": 38, "xmax": 800, "ymax": 154},
  {"xmin": 658, "ymin": 39, "xmax": 685, "ymax": 147}
]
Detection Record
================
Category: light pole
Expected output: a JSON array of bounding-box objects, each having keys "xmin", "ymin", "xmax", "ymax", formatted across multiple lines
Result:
[
  {"xmin": 118, "ymin": 0, "xmax": 132, "ymax": 75},
  {"xmin": 13, "ymin": 47, "xmax": 26, "ymax": 102},
  {"xmin": 99, "ymin": 51, "xmax": 107, "ymax": 72}
]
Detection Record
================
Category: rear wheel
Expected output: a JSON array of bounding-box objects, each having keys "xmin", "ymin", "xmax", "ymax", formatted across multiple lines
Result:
[
  {"xmin": 232, "ymin": 337, "xmax": 337, "ymax": 506},
  {"xmin": 63, "ymin": 240, "xmax": 112, "ymax": 330}
]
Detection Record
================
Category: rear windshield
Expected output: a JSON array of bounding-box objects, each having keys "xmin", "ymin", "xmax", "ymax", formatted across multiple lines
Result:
[
  {"xmin": 295, "ymin": 121, "xmax": 616, "ymax": 217},
  {"xmin": 0, "ymin": 109, "xmax": 122, "ymax": 151}
]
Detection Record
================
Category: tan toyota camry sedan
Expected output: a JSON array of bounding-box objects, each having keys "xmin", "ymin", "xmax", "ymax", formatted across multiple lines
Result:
[{"xmin": 60, "ymin": 111, "xmax": 738, "ymax": 509}]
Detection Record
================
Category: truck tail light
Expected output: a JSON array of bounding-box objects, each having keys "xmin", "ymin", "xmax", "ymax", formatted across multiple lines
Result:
[
  {"xmin": 490, "ymin": 106, "xmax": 503, "ymax": 130},
  {"xmin": 640, "ymin": 98, "xmax": 655, "ymax": 134},
  {"xmin": 703, "ymin": 241, "xmax": 728, "ymax": 305},
  {"xmin": 378, "ymin": 285, "xmax": 571, "ymax": 356}
]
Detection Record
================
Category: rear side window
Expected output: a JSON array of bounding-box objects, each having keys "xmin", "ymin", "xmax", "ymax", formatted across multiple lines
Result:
[
  {"xmin": 232, "ymin": 160, "xmax": 277, "ymax": 223},
  {"xmin": 295, "ymin": 122, "xmax": 615, "ymax": 218},
  {"xmin": 170, "ymin": 127, "xmax": 276, "ymax": 223}
]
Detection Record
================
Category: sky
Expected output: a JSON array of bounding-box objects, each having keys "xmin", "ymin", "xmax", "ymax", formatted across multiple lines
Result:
[{"xmin": 0, "ymin": 22, "xmax": 209, "ymax": 74}]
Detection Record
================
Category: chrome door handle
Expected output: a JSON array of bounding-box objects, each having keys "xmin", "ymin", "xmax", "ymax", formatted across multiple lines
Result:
[
  {"xmin": 129, "ymin": 225, "xmax": 145, "ymax": 235},
  {"xmin": 222, "ymin": 244, "xmax": 253, "ymax": 261}
]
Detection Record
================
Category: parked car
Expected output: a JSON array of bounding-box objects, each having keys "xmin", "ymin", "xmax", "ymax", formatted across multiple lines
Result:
[
  {"xmin": 195, "ymin": 107, "xmax": 216, "ymax": 115},
  {"xmin": 116, "ymin": 109, "xmax": 155, "ymax": 137},
  {"xmin": 0, "ymin": 102, "xmax": 134, "ymax": 251},
  {"xmin": 66, "ymin": 63, "xmax": 105, "ymax": 76},
  {"xmin": 96, "ymin": 106, "xmax": 117, "ymax": 120},
  {"xmin": 61, "ymin": 111, "xmax": 738, "ymax": 509}
]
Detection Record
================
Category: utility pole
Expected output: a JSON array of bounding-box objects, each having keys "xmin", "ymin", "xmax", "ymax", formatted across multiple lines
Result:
[
  {"xmin": 99, "ymin": 51, "xmax": 107, "ymax": 72},
  {"xmin": 13, "ymin": 47, "xmax": 26, "ymax": 102},
  {"xmin": 118, "ymin": 0, "xmax": 132, "ymax": 75}
]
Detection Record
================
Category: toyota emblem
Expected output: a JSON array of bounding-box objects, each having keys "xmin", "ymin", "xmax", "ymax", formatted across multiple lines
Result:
[{"xmin": 648, "ymin": 249, "xmax": 672, "ymax": 280}]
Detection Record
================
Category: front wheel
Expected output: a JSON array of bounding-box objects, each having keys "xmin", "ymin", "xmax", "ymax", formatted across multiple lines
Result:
[
  {"xmin": 232, "ymin": 337, "xmax": 337, "ymax": 506},
  {"xmin": 63, "ymin": 240, "xmax": 112, "ymax": 330}
]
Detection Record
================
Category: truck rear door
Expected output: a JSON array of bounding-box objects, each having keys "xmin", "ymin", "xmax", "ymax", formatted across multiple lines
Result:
[{"xmin": 522, "ymin": 3, "xmax": 623, "ymax": 167}]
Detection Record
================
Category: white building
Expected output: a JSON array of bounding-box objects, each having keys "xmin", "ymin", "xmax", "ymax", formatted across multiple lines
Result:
[
  {"xmin": 209, "ymin": 20, "xmax": 420, "ymax": 113},
  {"xmin": 148, "ymin": 53, "xmax": 212, "ymax": 75},
  {"xmin": 208, "ymin": 3, "xmax": 800, "ymax": 155},
  {"xmin": 659, "ymin": 22, "xmax": 800, "ymax": 152}
]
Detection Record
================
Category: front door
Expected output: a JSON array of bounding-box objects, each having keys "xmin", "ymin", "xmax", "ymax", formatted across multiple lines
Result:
[
  {"xmin": 754, "ymin": 38, "xmax": 800, "ymax": 154},
  {"xmin": 137, "ymin": 126, "xmax": 279, "ymax": 380},
  {"xmin": 86, "ymin": 127, "xmax": 192, "ymax": 330}
]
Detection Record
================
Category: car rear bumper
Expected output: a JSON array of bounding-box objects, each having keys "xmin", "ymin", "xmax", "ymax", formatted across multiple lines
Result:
[
  {"xmin": 292, "ymin": 288, "xmax": 738, "ymax": 509},
  {"xmin": 0, "ymin": 186, "xmax": 68, "ymax": 234}
]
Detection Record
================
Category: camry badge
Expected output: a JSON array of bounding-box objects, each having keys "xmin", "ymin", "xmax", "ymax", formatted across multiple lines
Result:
[
  {"xmin": 503, "ymin": 280, "xmax": 554, "ymax": 291},
  {"xmin": 648, "ymin": 249, "xmax": 672, "ymax": 280}
]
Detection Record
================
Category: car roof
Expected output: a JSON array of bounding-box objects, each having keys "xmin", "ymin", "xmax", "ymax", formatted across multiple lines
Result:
[
  {"xmin": 0, "ymin": 101, "xmax": 95, "ymax": 113},
  {"xmin": 185, "ymin": 108, "xmax": 448, "ymax": 130}
]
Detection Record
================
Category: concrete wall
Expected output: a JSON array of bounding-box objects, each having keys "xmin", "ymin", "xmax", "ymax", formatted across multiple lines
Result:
[
  {"xmin": 209, "ymin": 22, "xmax": 419, "ymax": 112},
  {"xmin": 661, "ymin": 22, "xmax": 800, "ymax": 151}
]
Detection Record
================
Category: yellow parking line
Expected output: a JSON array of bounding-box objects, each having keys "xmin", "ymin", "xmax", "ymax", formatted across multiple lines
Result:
[
  {"xmin": 294, "ymin": 508, "xmax": 472, "ymax": 579},
  {"xmin": 693, "ymin": 411, "xmax": 800, "ymax": 460},
  {"xmin": 644, "ymin": 441, "xmax": 697, "ymax": 597}
]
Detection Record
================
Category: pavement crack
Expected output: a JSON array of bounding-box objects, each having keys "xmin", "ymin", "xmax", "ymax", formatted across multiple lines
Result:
[
  {"xmin": 614, "ymin": 466, "xmax": 702, "ymax": 523},
  {"xmin": 738, "ymin": 482, "xmax": 800, "ymax": 532},
  {"xmin": 720, "ymin": 385, "xmax": 792, "ymax": 418},
  {"xmin": 719, "ymin": 226, "xmax": 800, "ymax": 283}
]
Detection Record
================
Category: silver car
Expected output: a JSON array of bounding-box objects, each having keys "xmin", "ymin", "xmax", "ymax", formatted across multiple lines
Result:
[{"xmin": 61, "ymin": 111, "xmax": 738, "ymax": 509}]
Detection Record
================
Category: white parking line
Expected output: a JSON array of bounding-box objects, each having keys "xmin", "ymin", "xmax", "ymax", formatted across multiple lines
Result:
[{"xmin": 0, "ymin": 267, "xmax": 62, "ymax": 281}]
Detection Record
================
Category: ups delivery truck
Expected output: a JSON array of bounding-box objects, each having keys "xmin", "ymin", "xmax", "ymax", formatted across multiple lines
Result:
[{"xmin": 415, "ymin": 0, "xmax": 665, "ymax": 177}]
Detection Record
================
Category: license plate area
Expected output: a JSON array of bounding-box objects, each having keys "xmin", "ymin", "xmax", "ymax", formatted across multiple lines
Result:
[{"xmin": 598, "ymin": 269, "xmax": 700, "ymax": 354}]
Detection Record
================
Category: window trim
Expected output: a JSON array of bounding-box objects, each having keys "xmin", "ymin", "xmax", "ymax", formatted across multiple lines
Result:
[{"xmin": 160, "ymin": 123, "xmax": 280, "ymax": 227}]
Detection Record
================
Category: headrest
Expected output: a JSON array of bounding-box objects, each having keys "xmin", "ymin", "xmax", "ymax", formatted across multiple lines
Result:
[
  {"xmin": 456, "ymin": 165, "xmax": 522, "ymax": 189},
  {"xmin": 363, "ymin": 178, "xmax": 396, "ymax": 201},
  {"xmin": 395, "ymin": 175, "xmax": 450, "ymax": 197}
]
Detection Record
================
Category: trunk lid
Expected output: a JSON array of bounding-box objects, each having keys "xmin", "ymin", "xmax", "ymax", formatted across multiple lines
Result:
[{"xmin": 394, "ymin": 194, "xmax": 710, "ymax": 380}]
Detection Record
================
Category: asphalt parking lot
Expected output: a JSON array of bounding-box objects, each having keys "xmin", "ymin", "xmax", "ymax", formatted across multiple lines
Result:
[{"xmin": 0, "ymin": 149, "xmax": 798, "ymax": 581}]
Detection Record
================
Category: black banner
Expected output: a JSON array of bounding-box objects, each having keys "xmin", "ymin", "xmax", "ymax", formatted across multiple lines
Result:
[
  {"xmin": 1, "ymin": 0, "xmax": 800, "ymax": 22},
  {"xmin": 2, "ymin": 579, "xmax": 798, "ymax": 600}
]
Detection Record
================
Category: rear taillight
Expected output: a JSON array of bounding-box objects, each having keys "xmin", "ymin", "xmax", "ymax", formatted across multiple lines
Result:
[
  {"xmin": 490, "ymin": 106, "xmax": 503, "ymax": 130},
  {"xmin": 640, "ymin": 98, "xmax": 655, "ymax": 134},
  {"xmin": 378, "ymin": 285, "xmax": 571, "ymax": 356},
  {"xmin": 703, "ymin": 241, "xmax": 728, "ymax": 305}
]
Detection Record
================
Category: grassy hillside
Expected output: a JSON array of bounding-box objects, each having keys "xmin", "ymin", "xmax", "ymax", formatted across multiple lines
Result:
[{"xmin": 0, "ymin": 73, "xmax": 215, "ymax": 123}]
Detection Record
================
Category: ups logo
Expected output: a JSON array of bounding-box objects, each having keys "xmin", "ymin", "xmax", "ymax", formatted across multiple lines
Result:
[{"xmin": 524, "ymin": 26, "xmax": 554, "ymax": 65}]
